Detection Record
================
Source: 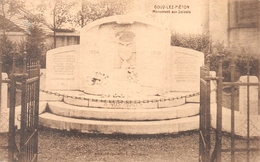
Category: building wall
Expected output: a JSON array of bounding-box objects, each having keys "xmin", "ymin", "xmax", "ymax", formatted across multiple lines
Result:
[
  {"xmin": 2, "ymin": 32, "xmax": 27, "ymax": 42},
  {"xmin": 134, "ymin": 0, "xmax": 259, "ymax": 50},
  {"xmin": 2, "ymin": 32, "xmax": 80, "ymax": 50},
  {"xmin": 45, "ymin": 34, "xmax": 80, "ymax": 49},
  {"xmin": 228, "ymin": 0, "xmax": 259, "ymax": 52},
  {"xmin": 209, "ymin": 0, "xmax": 229, "ymax": 45},
  {"xmin": 57, "ymin": 36, "xmax": 79, "ymax": 47},
  {"xmin": 209, "ymin": 0, "xmax": 259, "ymax": 52},
  {"xmin": 229, "ymin": 28, "xmax": 259, "ymax": 52}
]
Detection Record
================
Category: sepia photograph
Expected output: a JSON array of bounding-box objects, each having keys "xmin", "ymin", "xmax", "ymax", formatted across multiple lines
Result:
[{"xmin": 0, "ymin": 0, "xmax": 260, "ymax": 161}]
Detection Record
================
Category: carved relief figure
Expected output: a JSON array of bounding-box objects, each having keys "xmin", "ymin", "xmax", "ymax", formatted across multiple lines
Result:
[{"xmin": 114, "ymin": 30, "xmax": 136, "ymax": 69}]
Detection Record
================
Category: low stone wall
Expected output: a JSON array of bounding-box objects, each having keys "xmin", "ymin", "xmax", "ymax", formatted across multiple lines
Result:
[{"xmin": 211, "ymin": 103, "xmax": 260, "ymax": 137}]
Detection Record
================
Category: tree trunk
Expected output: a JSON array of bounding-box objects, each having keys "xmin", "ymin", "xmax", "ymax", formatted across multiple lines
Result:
[
  {"xmin": 1, "ymin": 3, "xmax": 6, "ymax": 44},
  {"xmin": 53, "ymin": 2, "xmax": 57, "ymax": 48}
]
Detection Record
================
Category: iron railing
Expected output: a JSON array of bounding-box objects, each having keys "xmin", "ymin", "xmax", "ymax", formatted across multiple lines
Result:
[{"xmin": 200, "ymin": 53, "xmax": 260, "ymax": 162}]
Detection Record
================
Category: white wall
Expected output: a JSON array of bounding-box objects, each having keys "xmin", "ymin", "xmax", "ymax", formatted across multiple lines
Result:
[
  {"xmin": 208, "ymin": 0, "xmax": 229, "ymax": 45},
  {"xmin": 209, "ymin": 0, "xmax": 259, "ymax": 51},
  {"xmin": 1, "ymin": 32, "xmax": 27, "ymax": 43},
  {"xmin": 133, "ymin": 0, "xmax": 208, "ymax": 34}
]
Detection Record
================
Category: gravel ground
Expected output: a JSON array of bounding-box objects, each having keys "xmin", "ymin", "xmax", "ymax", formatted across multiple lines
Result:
[
  {"xmin": 1, "ymin": 127, "xmax": 259, "ymax": 162},
  {"xmin": 38, "ymin": 127, "xmax": 199, "ymax": 162},
  {"xmin": 37, "ymin": 127, "xmax": 260, "ymax": 162}
]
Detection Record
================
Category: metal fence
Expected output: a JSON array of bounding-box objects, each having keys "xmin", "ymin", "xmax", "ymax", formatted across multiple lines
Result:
[
  {"xmin": 0, "ymin": 52, "xmax": 40, "ymax": 162},
  {"xmin": 0, "ymin": 82, "xmax": 21, "ymax": 162},
  {"xmin": 199, "ymin": 58, "xmax": 211, "ymax": 162},
  {"xmin": 200, "ymin": 53, "xmax": 260, "ymax": 162},
  {"xmin": 0, "ymin": 113, "xmax": 9, "ymax": 161}
]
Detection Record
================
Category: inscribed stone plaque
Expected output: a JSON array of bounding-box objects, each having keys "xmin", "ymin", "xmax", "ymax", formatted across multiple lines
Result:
[
  {"xmin": 170, "ymin": 47, "xmax": 204, "ymax": 92},
  {"xmin": 46, "ymin": 45, "xmax": 79, "ymax": 90}
]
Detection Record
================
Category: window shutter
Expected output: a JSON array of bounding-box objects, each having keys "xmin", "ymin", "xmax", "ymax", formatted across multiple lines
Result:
[{"xmin": 235, "ymin": 0, "xmax": 259, "ymax": 28}]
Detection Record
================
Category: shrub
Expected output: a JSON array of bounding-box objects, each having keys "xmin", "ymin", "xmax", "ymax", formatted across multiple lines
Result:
[
  {"xmin": 171, "ymin": 33, "xmax": 259, "ymax": 82},
  {"xmin": 0, "ymin": 35, "xmax": 15, "ymax": 74},
  {"xmin": 25, "ymin": 24, "xmax": 46, "ymax": 59},
  {"xmin": 209, "ymin": 44, "xmax": 259, "ymax": 82},
  {"xmin": 171, "ymin": 32, "xmax": 210, "ymax": 54},
  {"xmin": 0, "ymin": 24, "xmax": 46, "ymax": 75}
]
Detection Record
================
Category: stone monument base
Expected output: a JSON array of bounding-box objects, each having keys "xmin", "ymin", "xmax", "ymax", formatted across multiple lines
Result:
[
  {"xmin": 82, "ymin": 84, "xmax": 162, "ymax": 98},
  {"xmin": 81, "ymin": 68, "xmax": 164, "ymax": 97},
  {"xmin": 39, "ymin": 90, "xmax": 200, "ymax": 134}
]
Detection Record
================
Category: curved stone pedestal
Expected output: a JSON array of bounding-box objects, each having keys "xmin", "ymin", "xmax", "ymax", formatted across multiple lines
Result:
[
  {"xmin": 40, "ymin": 113, "xmax": 199, "ymax": 134},
  {"xmin": 39, "ymin": 90, "xmax": 200, "ymax": 134}
]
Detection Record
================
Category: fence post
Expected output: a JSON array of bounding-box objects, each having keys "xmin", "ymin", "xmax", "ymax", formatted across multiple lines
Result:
[
  {"xmin": 216, "ymin": 54, "xmax": 224, "ymax": 162},
  {"xmin": 205, "ymin": 54, "xmax": 211, "ymax": 161},
  {"xmin": 199, "ymin": 54, "xmax": 211, "ymax": 162},
  {"xmin": 8, "ymin": 52, "xmax": 16, "ymax": 162},
  {"xmin": 246, "ymin": 58, "xmax": 250, "ymax": 162},
  {"xmin": 19, "ymin": 52, "xmax": 28, "ymax": 162},
  {"xmin": 0, "ymin": 43, "xmax": 2, "ymax": 114},
  {"xmin": 230, "ymin": 54, "xmax": 235, "ymax": 162},
  {"xmin": 34, "ymin": 59, "xmax": 41, "ymax": 161}
]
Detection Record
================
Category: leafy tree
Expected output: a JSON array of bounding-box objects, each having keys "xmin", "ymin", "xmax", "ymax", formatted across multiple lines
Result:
[
  {"xmin": 0, "ymin": 0, "xmax": 24, "ymax": 30},
  {"xmin": 25, "ymin": 25, "xmax": 46, "ymax": 58},
  {"xmin": 78, "ymin": 0, "xmax": 132, "ymax": 27},
  {"xmin": 0, "ymin": 0, "xmax": 24, "ymax": 41},
  {"xmin": 0, "ymin": 0, "xmax": 25, "ymax": 74},
  {"xmin": 24, "ymin": 24, "xmax": 47, "ymax": 68},
  {"xmin": 33, "ymin": 0, "xmax": 132, "ymax": 47},
  {"xmin": 0, "ymin": 24, "xmax": 46, "ymax": 74},
  {"xmin": 35, "ymin": 0, "xmax": 76, "ymax": 48},
  {"xmin": 0, "ymin": 35, "xmax": 14, "ymax": 74}
]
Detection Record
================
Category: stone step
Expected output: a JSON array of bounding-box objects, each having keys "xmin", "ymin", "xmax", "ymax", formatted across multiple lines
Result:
[
  {"xmin": 39, "ymin": 112, "xmax": 199, "ymax": 134},
  {"xmin": 64, "ymin": 96, "xmax": 186, "ymax": 109},
  {"xmin": 47, "ymin": 102, "xmax": 199, "ymax": 121},
  {"xmin": 43, "ymin": 90, "xmax": 199, "ymax": 108}
]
